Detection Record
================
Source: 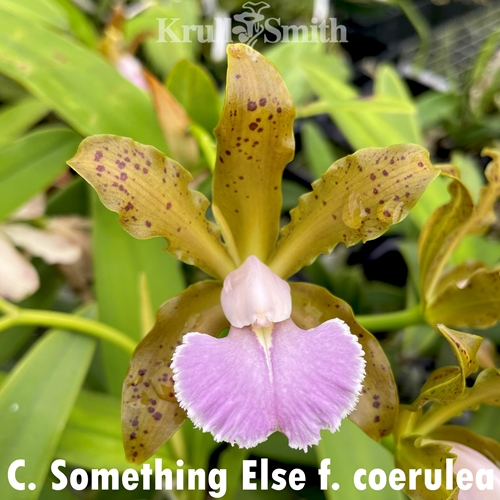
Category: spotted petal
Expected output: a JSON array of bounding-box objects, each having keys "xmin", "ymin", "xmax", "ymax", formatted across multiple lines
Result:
[
  {"xmin": 122, "ymin": 281, "xmax": 228, "ymax": 464},
  {"xmin": 212, "ymin": 44, "xmax": 295, "ymax": 264},
  {"xmin": 172, "ymin": 318, "xmax": 365, "ymax": 450},
  {"xmin": 270, "ymin": 144, "xmax": 439, "ymax": 278},
  {"xmin": 68, "ymin": 135, "xmax": 235, "ymax": 279}
]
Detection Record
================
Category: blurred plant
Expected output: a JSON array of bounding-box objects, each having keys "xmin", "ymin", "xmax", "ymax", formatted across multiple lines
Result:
[{"xmin": 0, "ymin": 195, "xmax": 82, "ymax": 302}]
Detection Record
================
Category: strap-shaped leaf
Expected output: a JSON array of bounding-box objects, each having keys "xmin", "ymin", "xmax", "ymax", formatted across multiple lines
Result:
[
  {"xmin": 212, "ymin": 44, "xmax": 295, "ymax": 264},
  {"xmin": 122, "ymin": 281, "xmax": 228, "ymax": 464},
  {"xmin": 426, "ymin": 267, "xmax": 500, "ymax": 328},
  {"xmin": 290, "ymin": 282, "xmax": 397, "ymax": 441},
  {"xmin": 271, "ymin": 144, "xmax": 439, "ymax": 278},
  {"xmin": 68, "ymin": 135, "xmax": 235, "ymax": 279}
]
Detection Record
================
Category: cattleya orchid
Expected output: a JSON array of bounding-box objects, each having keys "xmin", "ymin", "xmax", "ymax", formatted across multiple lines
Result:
[
  {"xmin": 68, "ymin": 44, "xmax": 439, "ymax": 462},
  {"xmin": 392, "ymin": 326, "xmax": 500, "ymax": 498}
]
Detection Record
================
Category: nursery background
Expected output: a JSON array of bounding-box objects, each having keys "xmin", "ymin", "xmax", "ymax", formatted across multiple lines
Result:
[{"xmin": 0, "ymin": 0, "xmax": 499, "ymax": 499}]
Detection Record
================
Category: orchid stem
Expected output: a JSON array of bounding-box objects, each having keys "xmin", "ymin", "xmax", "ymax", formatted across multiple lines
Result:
[
  {"xmin": 355, "ymin": 304, "xmax": 425, "ymax": 332},
  {"xmin": 0, "ymin": 299, "xmax": 136, "ymax": 354}
]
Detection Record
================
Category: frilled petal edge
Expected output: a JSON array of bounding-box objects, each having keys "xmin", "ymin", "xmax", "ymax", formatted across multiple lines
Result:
[{"xmin": 171, "ymin": 317, "xmax": 365, "ymax": 450}]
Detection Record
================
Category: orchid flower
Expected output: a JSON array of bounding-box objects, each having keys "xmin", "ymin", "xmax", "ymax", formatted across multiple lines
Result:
[
  {"xmin": 0, "ymin": 195, "xmax": 82, "ymax": 302},
  {"xmin": 68, "ymin": 44, "xmax": 439, "ymax": 462}
]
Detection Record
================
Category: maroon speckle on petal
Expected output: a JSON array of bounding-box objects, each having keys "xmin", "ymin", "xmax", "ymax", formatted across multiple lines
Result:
[
  {"xmin": 259, "ymin": 97, "xmax": 267, "ymax": 106},
  {"xmin": 382, "ymin": 170, "xmax": 389, "ymax": 176},
  {"xmin": 138, "ymin": 369, "xmax": 146, "ymax": 376},
  {"xmin": 134, "ymin": 163, "xmax": 140, "ymax": 170},
  {"xmin": 166, "ymin": 202, "xmax": 172, "ymax": 210},
  {"xmin": 96, "ymin": 165, "xmax": 105, "ymax": 172},
  {"xmin": 418, "ymin": 162, "xmax": 424, "ymax": 167},
  {"xmin": 120, "ymin": 172, "xmax": 128, "ymax": 181},
  {"xmin": 249, "ymin": 122, "xmax": 258, "ymax": 131},
  {"xmin": 145, "ymin": 221, "xmax": 151, "ymax": 228},
  {"xmin": 277, "ymin": 107, "xmax": 282, "ymax": 113},
  {"xmin": 125, "ymin": 202, "xmax": 134, "ymax": 211},
  {"xmin": 370, "ymin": 173, "xmax": 376, "ymax": 181},
  {"xmin": 143, "ymin": 168, "xmax": 149, "ymax": 174},
  {"xmin": 94, "ymin": 151, "xmax": 103, "ymax": 161},
  {"xmin": 247, "ymin": 101, "xmax": 257, "ymax": 111},
  {"xmin": 153, "ymin": 412, "xmax": 163, "ymax": 421}
]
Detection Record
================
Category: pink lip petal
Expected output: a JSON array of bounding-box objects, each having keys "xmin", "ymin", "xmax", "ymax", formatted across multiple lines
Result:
[{"xmin": 172, "ymin": 317, "xmax": 365, "ymax": 450}]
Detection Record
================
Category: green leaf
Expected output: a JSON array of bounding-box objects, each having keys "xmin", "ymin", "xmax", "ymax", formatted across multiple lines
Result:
[
  {"xmin": 0, "ymin": 263, "xmax": 62, "ymax": 364},
  {"xmin": 0, "ymin": 0, "xmax": 68, "ymax": 29},
  {"xmin": 416, "ymin": 91, "xmax": 459, "ymax": 130},
  {"xmin": 91, "ymin": 194, "xmax": 185, "ymax": 396},
  {"xmin": 266, "ymin": 41, "xmax": 352, "ymax": 105},
  {"xmin": 301, "ymin": 121, "xmax": 339, "ymax": 180},
  {"xmin": 374, "ymin": 64, "xmax": 422, "ymax": 145},
  {"xmin": 212, "ymin": 44, "xmax": 295, "ymax": 265},
  {"xmin": 218, "ymin": 446, "xmax": 250, "ymax": 500},
  {"xmin": 167, "ymin": 59, "xmax": 221, "ymax": 133},
  {"xmin": 0, "ymin": 310, "xmax": 95, "ymax": 500},
  {"xmin": 122, "ymin": 281, "xmax": 228, "ymax": 464},
  {"xmin": 0, "ymin": 97, "xmax": 50, "ymax": 148},
  {"xmin": 302, "ymin": 64, "xmax": 415, "ymax": 150},
  {"xmin": 0, "ymin": 127, "xmax": 81, "ymax": 222},
  {"xmin": 0, "ymin": 10, "xmax": 167, "ymax": 150},
  {"xmin": 291, "ymin": 282, "xmax": 398, "ymax": 441},
  {"xmin": 270, "ymin": 144, "xmax": 439, "ymax": 279},
  {"xmin": 69, "ymin": 135, "xmax": 234, "ymax": 280},
  {"xmin": 318, "ymin": 419, "xmax": 403, "ymax": 500},
  {"xmin": 52, "ymin": 0, "xmax": 98, "ymax": 47}
]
